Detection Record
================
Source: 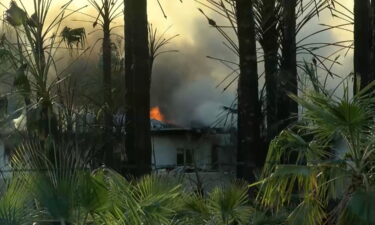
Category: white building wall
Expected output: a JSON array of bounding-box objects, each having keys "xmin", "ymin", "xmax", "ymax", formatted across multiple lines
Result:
[
  {"xmin": 193, "ymin": 141, "xmax": 212, "ymax": 169},
  {"xmin": 151, "ymin": 133, "xmax": 215, "ymax": 169},
  {"xmin": 151, "ymin": 135, "xmax": 180, "ymax": 167},
  {"xmin": 151, "ymin": 132, "xmax": 235, "ymax": 171}
]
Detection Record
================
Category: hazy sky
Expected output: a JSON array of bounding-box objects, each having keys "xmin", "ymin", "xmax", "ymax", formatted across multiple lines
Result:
[{"xmin": 0, "ymin": 0, "xmax": 354, "ymax": 125}]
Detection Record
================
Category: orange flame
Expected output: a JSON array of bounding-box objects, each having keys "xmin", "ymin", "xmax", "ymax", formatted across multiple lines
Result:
[{"xmin": 150, "ymin": 106, "xmax": 165, "ymax": 122}]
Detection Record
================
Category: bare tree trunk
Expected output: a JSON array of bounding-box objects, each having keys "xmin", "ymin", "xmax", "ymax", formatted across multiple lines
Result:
[
  {"xmin": 102, "ymin": 1, "xmax": 114, "ymax": 168},
  {"xmin": 354, "ymin": 0, "xmax": 372, "ymax": 90},
  {"xmin": 235, "ymin": 0, "xmax": 262, "ymax": 182},
  {"xmin": 277, "ymin": 0, "xmax": 298, "ymax": 131},
  {"xmin": 260, "ymin": 0, "xmax": 279, "ymax": 146},
  {"xmin": 124, "ymin": 0, "xmax": 152, "ymax": 177}
]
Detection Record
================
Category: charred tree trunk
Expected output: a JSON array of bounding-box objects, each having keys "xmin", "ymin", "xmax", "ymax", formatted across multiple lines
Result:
[
  {"xmin": 260, "ymin": 0, "xmax": 279, "ymax": 144},
  {"xmin": 124, "ymin": 0, "xmax": 152, "ymax": 177},
  {"xmin": 277, "ymin": 0, "xmax": 298, "ymax": 131},
  {"xmin": 235, "ymin": 0, "xmax": 262, "ymax": 182},
  {"xmin": 354, "ymin": 0, "xmax": 372, "ymax": 90},
  {"xmin": 102, "ymin": 2, "xmax": 114, "ymax": 168}
]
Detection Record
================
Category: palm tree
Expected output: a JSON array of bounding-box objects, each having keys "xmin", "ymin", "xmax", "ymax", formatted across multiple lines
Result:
[
  {"xmin": 234, "ymin": 0, "xmax": 263, "ymax": 182},
  {"xmin": 277, "ymin": 0, "xmax": 298, "ymax": 132},
  {"xmin": 0, "ymin": 177, "xmax": 33, "ymax": 225},
  {"xmin": 3, "ymin": 0, "xmax": 86, "ymax": 141},
  {"xmin": 10, "ymin": 141, "xmax": 105, "ymax": 224},
  {"xmin": 196, "ymin": 0, "xmax": 332, "ymax": 175},
  {"xmin": 1, "ymin": 137, "xmax": 257, "ymax": 225},
  {"xmin": 8, "ymin": 140, "xmax": 219, "ymax": 225},
  {"xmin": 255, "ymin": 0, "xmax": 280, "ymax": 143},
  {"xmin": 9, "ymin": 140, "xmax": 184, "ymax": 225},
  {"xmin": 354, "ymin": 0, "xmax": 372, "ymax": 90},
  {"xmin": 195, "ymin": 0, "xmax": 263, "ymax": 180},
  {"xmin": 257, "ymin": 84, "xmax": 375, "ymax": 225},
  {"xmin": 372, "ymin": 0, "xmax": 375, "ymax": 77},
  {"xmin": 87, "ymin": 0, "xmax": 123, "ymax": 169},
  {"xmin": 5, "ymin": 1, "xmax": 53, "ymax": 139},
  {"xmin": 181, "ymin": 183, "xmax": 253, "ymax": 225},
  {"xmin": 124, "ymin": 0, "xmax": 152, "ymax": 177},
  {"xmin": 131, "ymin": 175, "xmax": 183, "ymax": 225}
]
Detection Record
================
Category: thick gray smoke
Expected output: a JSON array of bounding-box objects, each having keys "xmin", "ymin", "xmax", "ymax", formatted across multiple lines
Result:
[
  {"xmin": 2, "ymin": 0, "xmax": 352, "ymax": 129},
  {"xmin": 148, "ymin": 9, "xmax": 239, "ymax": 127},
  {"xmin": 150, "ymin": 30, "xmax": 235, "ymax": 127}
]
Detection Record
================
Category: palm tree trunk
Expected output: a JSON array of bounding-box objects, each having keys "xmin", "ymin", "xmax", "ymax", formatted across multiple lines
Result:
[
  {"xmin": 235, "ymin": 0, "xmax": 262, "ymax": 182},
  {"xmin": 32, "ymin": 20, "xmax": 58, "ymax": 141},
  {"xmin": 124, "ymin": 0, "xmax": 152, "ymax": 177},
  {"xmin": 277, "ymin": 0, "xmax": 298, "ymax": 131},
  {"xmin": 102, "ymin": 1, "xmax": 114, "ymax": 168},
  {"xmin": 36, "ymin": 27, "xmax": 49, "ymax": 139},
  {"xmin": 260, "ymin": 0, "xmax": 279, "ymax": 145},
  {"xmin": 371, "ymin": 0, "xmax": 375, "ymax": 80},
  {"xmin": 124, "ymin": 0, "xmax": 135, "ymax": 175},
  {"xmin": 354, "ymin": 0, "xmax": 372, "ymax": 90}
]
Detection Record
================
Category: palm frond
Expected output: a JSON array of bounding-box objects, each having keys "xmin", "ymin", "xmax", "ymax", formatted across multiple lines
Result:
[
  {"xmin": 339, "ymin": 190, "xmax": 375, "ymax": 225},
  {"xmin": 133, "ymin": 175, "xmax": 183, "ymax": 225},
  {"xmin": 208, "ymin": 183, "xmax": 253, "ymax": 225}
]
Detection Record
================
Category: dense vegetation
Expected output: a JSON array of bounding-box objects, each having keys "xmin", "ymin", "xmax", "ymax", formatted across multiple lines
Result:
[{"xmin": 0, "ymin": 0, "xmax": 374, "ymax": 224}]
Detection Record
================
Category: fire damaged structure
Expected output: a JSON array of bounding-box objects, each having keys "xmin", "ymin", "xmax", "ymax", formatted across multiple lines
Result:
[
  {"xmin": 1, "ymin": 108, "xmax": 237, "ymax": 189},
  {"xmin": 113, "ymin": 112, "xmax": 237, "ymax": 174},
  {"xmin": 150, "ymin": 124, "xmax": 236, "ymax": 173},
  {"xmin": 114, "ymin": 112, "xmax": 237, "ymax": 190},
  {"xmin": 150, "ymin": 124, "xmax": 237, "ymax": 191}
]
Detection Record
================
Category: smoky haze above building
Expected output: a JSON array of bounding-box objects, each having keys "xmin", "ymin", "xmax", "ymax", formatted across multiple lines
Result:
[{"xmin": 0, "ymin": 0, "xmax": 353, "ymax": 127}]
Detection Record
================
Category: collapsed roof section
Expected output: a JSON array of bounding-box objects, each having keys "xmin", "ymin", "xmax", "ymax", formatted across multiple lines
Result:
[{"xmin": 113, "ymin": 114, "xmax": 231, "ymax": 135}]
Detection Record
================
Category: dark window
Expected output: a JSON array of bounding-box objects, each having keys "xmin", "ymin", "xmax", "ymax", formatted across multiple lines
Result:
[{"xmin": 176, "ymin": 148, "xmax": 193, "ymax": 166}]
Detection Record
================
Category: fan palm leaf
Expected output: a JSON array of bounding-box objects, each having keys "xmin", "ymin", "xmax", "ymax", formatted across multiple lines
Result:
[
  {"xmin": 0, "ymin": 177, "xmax": 34, "ymax": 225},
  {"xmin": 257, "ymin": 83, "xmax": 375, "ymax": 225},
  {"xmin": 208, "ymin": 184, "xmax": 253, "ymax": 225}
]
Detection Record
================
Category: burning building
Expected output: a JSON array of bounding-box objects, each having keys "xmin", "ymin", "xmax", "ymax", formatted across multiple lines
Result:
[
  {"xmin": 112, "ymin": 106, "xmax": 237, "ymax": 190},
  {"xmin": 148, "ymin": 106, "xmax": 237, "ymax": 190},
  {"xmin": 0, "ymin": 105, "xmax": 237, "ymax": 189},
  {"xmin": 113, "ymin": 107, "xmax": 236, "ymax": 173}
]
